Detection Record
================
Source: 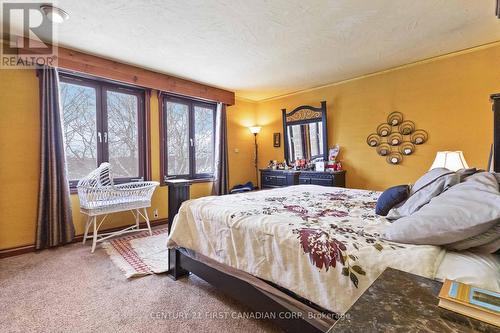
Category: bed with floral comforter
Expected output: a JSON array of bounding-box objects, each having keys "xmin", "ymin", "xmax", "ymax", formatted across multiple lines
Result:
[{"xmin": 167, "ymin": 185, "xmax": 445, "ymax": 314}]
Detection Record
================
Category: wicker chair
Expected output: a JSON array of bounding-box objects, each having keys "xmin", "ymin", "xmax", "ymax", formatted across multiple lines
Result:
[{"xmin": 77, "ymin": 163, "xmax": 159, "ymax": 252}]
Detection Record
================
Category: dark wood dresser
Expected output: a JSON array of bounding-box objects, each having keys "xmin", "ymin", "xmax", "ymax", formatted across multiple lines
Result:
[{"xmin": 260, "ymin": 169, "xmax": 346, "ymax": 189}]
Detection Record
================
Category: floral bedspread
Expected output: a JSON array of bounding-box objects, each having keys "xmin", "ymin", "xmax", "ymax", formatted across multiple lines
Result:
[{"xmin": 167, "ymin": 185, "xmax": 444, "ymax": 314}]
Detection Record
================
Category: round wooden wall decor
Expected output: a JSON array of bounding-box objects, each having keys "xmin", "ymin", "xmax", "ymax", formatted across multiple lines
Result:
[
  {"xmin": 399, "ymin": 142, "xmax": 415, "ymax": 155},
  {"xmin": 387, "ymin": 112, "xmax": 403, "ymax": 126},
  {"xmin": 410, "ymin": 130, "xmax": 428, "ymax": 145},
  {"xmin": 366, "ymin": 112, "xmax": 428, "ymax": 165},
  {"xmin": 377, "ymin": 143, "xmax": 391, "ymax": 156},
  {"xmin": 377, "ymin": 124, "xmax": 392, "ymax": 137},
  {"xmin": 366, "ymin": 133, "xmax": 380, "ymax": 147},
  {"xmin": 388, "ymin": 133, "xmax": 403, "ymax": 146},
  {"xmin": 386, "ymin": 152, "xmax": 403, "ymax": 165},
  {"xmin": 399, "ymin": 121, "xmax": 415, "ymax": 135}
]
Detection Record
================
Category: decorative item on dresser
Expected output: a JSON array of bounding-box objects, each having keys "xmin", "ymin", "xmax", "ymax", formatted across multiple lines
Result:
[{"xmin": 260, "ymin": 169, "xmax": 346, "ymax": 189}]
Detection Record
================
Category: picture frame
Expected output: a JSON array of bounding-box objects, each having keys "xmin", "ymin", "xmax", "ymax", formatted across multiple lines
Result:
[{"xmin": 273, "ymin": 133, "xmax": 281, "ymax": 147}]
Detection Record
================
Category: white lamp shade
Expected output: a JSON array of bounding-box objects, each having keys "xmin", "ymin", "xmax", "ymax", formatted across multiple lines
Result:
[
  {"xmin": 249, "ymin": 126, "xmax": 262, "ymax": 134},
  {"xmin": 430, "ymin": 151, "xmax": 469, "ymax": 171}
]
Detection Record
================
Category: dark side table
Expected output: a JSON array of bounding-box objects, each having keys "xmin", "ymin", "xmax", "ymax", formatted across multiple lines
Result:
[
  {"xmin": 331, "ymin": 268, "xmax": 498, "ymax": 333},
  {"xmin": 165, "ymin": 179, "xmax": 192, "ymax": 232},
  {"xmin": 165, "ymin": 179, "xmax": 191, "ymax": 280}
]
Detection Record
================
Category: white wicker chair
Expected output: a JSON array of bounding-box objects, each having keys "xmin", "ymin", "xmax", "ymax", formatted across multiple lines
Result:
[{"xmin": 77, "ymin": 163, "xmax": 159, "ymax": 252}]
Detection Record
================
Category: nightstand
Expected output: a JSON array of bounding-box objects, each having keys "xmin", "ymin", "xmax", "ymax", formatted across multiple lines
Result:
[
  {"xmin": 165, "ymin": 179, "xmax": 191, "ymax": 280},
  {"xmin": 165, "ymin": 179, "xmax": 192, "ymax": 232},
  {"xmin": 331, "ymin": 268, "xmax": 498, "ymax": 332}
]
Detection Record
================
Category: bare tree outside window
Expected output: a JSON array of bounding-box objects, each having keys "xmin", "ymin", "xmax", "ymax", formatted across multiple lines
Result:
[
  {"xmin": 107, "ymin": 91, "xmax": 139, "ymax": 178},
  {"xmin": 59, "ymin": 74, "xmax": 146, "ymax": 186},
  {"xmin": 60, "ymin": 82, "xmax": 98, "ymax": 181},
  {"xmin": 194, "ymin": 105, "xmax": 214, "ymax": 174},
  {"xmin": 162, "ymin": 96, "xmax": 216, "ymax": 180},
  {"xmin": 166, "ymin": 101, "xmax": 190, "ymax": 176}
]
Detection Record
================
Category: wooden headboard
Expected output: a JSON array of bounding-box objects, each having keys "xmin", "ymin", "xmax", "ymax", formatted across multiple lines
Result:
[{"xmin": 491, "ymin": 94, "xmax": 500, "ymax": 172}]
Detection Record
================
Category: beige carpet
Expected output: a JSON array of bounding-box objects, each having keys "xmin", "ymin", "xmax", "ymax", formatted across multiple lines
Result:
[{"xmin": 0, "ymin": 240, "xmax": 281, "ymax": 333}]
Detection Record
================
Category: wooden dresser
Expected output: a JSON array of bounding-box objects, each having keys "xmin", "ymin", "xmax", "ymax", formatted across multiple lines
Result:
[{"xmin": 260, "ymin": 169, "xmax": 346, "ymax": 189}]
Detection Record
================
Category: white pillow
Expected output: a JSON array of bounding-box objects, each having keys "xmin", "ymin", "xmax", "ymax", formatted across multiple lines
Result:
[{"xmin": 435, "ymin": 251, "xmax": 500, "ymax": 292}]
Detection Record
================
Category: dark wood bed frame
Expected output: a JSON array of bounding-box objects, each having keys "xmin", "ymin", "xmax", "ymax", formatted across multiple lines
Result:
[{"xmin": 167, "ymin": 95, "xmax": 500, "ymax": 332}]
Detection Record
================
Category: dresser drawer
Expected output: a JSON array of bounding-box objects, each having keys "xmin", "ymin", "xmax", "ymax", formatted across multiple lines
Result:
[
  {"xmin": 275, "ymin": 176, "xmax": 287, "ymax": 186},
  {"xmin": 297, "ymin": 171, "xmax": 346, "ymax": 188},
  {"xmin": 310, "ymin": 178, "xmax": 333, "ymax": 186},
  {"xmin": 260, "ymin": 170, "xmax": 300, "ymax": 188},
  {"xmin": 299, "ymin": 178, "xmax": 311, "ymax": 185},
  {"xmin": 263, "ymin": 174, "xmax": 277, "ymax": 184},
  {"xmin": 300, "ymin": 175, "xmax": 333, "ymax": 187}
]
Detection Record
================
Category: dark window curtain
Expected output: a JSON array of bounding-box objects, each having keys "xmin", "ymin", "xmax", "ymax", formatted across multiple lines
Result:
[
  {"xmin": 36, "ymin": 66, "xmax": 75, "ymax": 249},
  {"xmin": 212, "ymin": 103, "xmax": 229, "ymax": 195}
]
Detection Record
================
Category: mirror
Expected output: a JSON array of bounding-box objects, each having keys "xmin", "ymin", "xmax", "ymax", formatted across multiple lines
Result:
[
  {"xmin": 287, "ymin": 122, "xmax": 324, "ymax": 161},
  {"xmin": 282, "ymin": 101, "xmax": 328, "ymax": 164}
]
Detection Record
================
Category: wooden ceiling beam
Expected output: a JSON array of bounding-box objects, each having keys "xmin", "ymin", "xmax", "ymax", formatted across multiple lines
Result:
[{"xmin": 17, "ymin": 38, "xmax": 235, "ymax": 105}]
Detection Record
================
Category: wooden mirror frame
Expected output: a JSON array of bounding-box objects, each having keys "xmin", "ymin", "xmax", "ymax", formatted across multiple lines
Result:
[{"xmin": 282, "ymin": 101, "xmax": 328, "ymax": 163}]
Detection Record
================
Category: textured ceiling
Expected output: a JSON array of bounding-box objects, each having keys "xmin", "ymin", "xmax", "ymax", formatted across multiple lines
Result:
[{"xmin": 4, "ymin": 0, "xmax": 500, "ymax": 100}]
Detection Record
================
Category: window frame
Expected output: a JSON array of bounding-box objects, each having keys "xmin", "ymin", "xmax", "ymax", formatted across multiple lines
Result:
[
  {"xmin": 160, "ymin": 93, "xmax": 217, "ymax": 183},
  {"xmin": 59, "ymin": 72, "xmax": 149, "ymax": 189}
]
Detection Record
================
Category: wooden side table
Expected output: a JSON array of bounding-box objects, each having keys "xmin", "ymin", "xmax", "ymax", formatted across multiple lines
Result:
[{"xmin": 331, "ymin": 268, "xmax": 498, "ymax": 332}]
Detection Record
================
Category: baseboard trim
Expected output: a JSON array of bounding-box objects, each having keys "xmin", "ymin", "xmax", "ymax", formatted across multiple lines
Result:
[{"xmin": 0, "ymin": 218, "xmax": 168, "ymax": 259}]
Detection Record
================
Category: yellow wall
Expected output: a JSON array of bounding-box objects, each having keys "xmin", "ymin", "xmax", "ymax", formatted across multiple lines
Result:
[
  {"xmin": 227, "ymin": 98, "xmax": 259, "ymax": 187},
  {"xmin": 0, "ymin": 70, "xmax": 40, "ymax": 250},
  {"xmin": 2, "ymin": 43, "xmax": 499, "ymax": 249},
  {"xmin": 256, "ymin": 44, "xmax": 500, "ymax": 191},
  {"xmin": 0, "ymin": 71, "xmax": 255, "ymax": 250}
]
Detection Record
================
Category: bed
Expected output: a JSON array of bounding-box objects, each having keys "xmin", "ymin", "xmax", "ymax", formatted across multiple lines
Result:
[
  {"xmin": 167, "ymin": 185, "xmax": 499, "ymax": 330},
  {"xmin": 166, "ymin": 95, "xmax": 500, "ymax": 333}
]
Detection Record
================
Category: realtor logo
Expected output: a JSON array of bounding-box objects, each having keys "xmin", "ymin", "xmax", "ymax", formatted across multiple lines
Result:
[{"xmin": 1, "ymin": 2, "xmax": 57, "ymax": 68}]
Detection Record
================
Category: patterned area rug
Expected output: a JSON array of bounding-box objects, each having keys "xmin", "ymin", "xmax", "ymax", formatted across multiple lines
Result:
[{"xmin": 102, "ymin": 228, "xmax": 169, "ymax": 278}]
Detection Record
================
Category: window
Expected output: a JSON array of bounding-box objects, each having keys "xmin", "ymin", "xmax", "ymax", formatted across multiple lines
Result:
[
  {"xmin": 161, "ymin": 95, "xmax": 216, "ymax": 181},
  {"xmin": 59, "ymin": 73, "xmax": 148, "ymax": 187}
]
